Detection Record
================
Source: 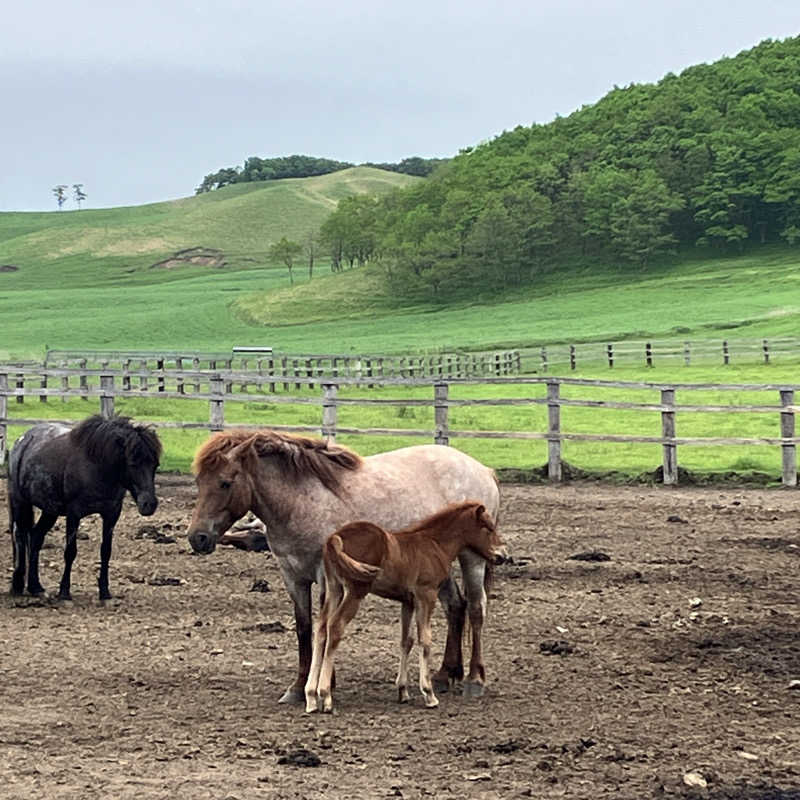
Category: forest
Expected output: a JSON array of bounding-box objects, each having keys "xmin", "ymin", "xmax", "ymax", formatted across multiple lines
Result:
[
  {"xmin": 195, "ymin": 155, "xmax": 445, "ymax": 193},
  {"xmin": 318, "ymin": 36, "xmax": 800, "ymax": 296}
]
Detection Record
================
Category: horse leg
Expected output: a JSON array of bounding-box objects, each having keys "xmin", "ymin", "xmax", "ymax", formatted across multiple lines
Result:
[
  {"xmin": 395, "ymin": 599, "xmax": 414, "ymax": 703},
  {"xmin": 460, "ymin": 550, "xmax": 489, "ymax": 697},
  {"xmin": 97, "ymin": 510, "xmax": 120, "ymax": 601},
  {"xmin": 58, "ymin": 515, "xmax": 80, "ymax": 601},
  {"xmin": 10, "ymin": 500, "xmax": 33, "ymax": 596},
  {"xmin": 278, "ymin": 577, "xmax": 313, "ymax": 704},
  {"xmin": 433, "ymin": 574, "xmax": 466, "ymax": 693},
  {"xmin": 305, "ymin": 579, "xmax": 341, "ymax": 713},
  {"xmin": 26, "ymin": 511, "xmax": 58, "ymax": 596},
  {"xmin": 317, "ymin": 586, "xmax": 363, "ymax": 713},
  {"xmin": 415, "ymin": 593, "xmax": 439, "ymax": 708}
]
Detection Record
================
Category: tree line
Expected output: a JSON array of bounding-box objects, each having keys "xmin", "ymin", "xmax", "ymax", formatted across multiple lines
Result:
[
  {"xmin": 309, "ymin": 35, "xmax": 800, "ymax": 297},
  {"xmin": 195, "ymin": 155, "xmax": 448, "ymax": 193}
]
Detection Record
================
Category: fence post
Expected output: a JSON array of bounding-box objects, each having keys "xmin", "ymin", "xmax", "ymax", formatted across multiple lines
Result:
[
  {"xmin": 646, "ymin": 342, "xmax": 652, "ymax": 368},
  {"xmin": 780, "ymin": 389, "xmax": 796, "ymax": 487},
  {"xmin": 434, "ymin": 382, "xmax": 449, "ymax": 446},
  {"xmin": 16, "ymin": 370, "xmax": 23, "ymax": 404},
  {"xmin": 176, "ymin": 358, "xmax": 185, "ymax": 395},
  {"xmin": 723, "ymin": 340, "xmax": 729, "ymax": 366},
  {"xmin": 661, "ymin": 388, "xmax": 677, "ymax": 485},
  {"xmin": 61, "ymin": 360, "xmax": 68, "ymax": 402},
  {"xmin": 606, "ymin": 344, "xmax": 614, "ymax": 368},
  {"xmin": 40, "ymin": 369, "xmax": 48, "ymax": 403},
  {"xmin": 569, "ymin": 345, "xmax": 576, "ymax": 371},
  {"xmin": 209, "ymin": 375, "xmax": 225, "ymax": 431},
  {"xmin": 0, "ymin": 373, "xmax": 7, "ymax": 465},
  {"xmin": 547, "ymin": 381, "xmax": 562, "ymax": 482},
  {"xmin": 157, "ymin": 358, "xmax": 165, "ymax": 392},
  {"xmin": 79, "ymin": 358, "xmax": 88, "ymax": 400},
  {"xmin": 684, "ymin": 342, "xmax": 691, "ymax": 367},
  {"xmin": 322, "ymin": 383, "xmax": 338, "ymax": 442},
  {"xmin": 763, "ymin": 339, "xmax": 770, "ymax": 364},
  {"xmin": 540, "ymin": 347, "xmax": 548, "ymax": 373},
  {"xmin": 100, "ymin": 374, "xmax": 115, "ymax": 419}
]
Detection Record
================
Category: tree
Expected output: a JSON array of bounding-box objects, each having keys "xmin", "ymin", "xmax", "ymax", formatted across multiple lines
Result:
[
  {"xmin": 73, "ymin": 184, "xmax": 87, "ymax": 210},
  {"xmin": 303, "ymin": 229, "xmax": 319, "ymax": 279},
  {"xmin": 52, "ymin": 185, "xmax": 68, "ymax": 210},
  {"xmin": 269, "ymin": 237, "xmax": 302, "ymax": 284}
]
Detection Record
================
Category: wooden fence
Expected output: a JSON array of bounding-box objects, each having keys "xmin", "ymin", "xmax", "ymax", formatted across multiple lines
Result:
[
  {"xmin": 523, "ymin": 337, "xmax": 800, "ymax": 371},
  {"xmin": 43, "ymin": 348, "xmax": 521, "ymax": 385},
  {"xmin": 1, "ymin": 364, "xmax": 798, "ymax": 486}
]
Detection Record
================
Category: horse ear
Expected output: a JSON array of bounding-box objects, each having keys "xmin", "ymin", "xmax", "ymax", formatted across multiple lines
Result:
[
  {"xmin": 475, "ymin": 503, "xmax": 486, "ymax": 519},
  {"xmin": 227, "ymin": 437, "xmax": 256, "ymax": 466}
]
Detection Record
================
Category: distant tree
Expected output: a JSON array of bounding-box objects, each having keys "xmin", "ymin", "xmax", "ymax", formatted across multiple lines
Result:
[
  {"xmin": 52, "ymin": 185, "xmax": 68, "ymax": 210},
  {"xmin": 303, "ymin": 229, "xmax": 319, "ymax": 279},
  {"xmin": 269, "ymin": 236, "xmax": 303, "ymax": 284},
  {"xmin": 72, "ymin": 183, "xmax": 87, "ymax": 209}
]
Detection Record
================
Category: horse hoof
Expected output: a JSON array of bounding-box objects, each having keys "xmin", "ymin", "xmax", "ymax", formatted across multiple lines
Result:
[
  {"xmin": 278, "ymin": 687, "xmax": 306, "ymax": 705},
  {"xmin": 432, "ymin": 674, "xmax": 451, "ymax": 694},
  {"xmin": 425, "ymin": 697, "xmax": 440, "ymax": 709},
  {"xmin": 463, "ymin": 681, "xmax": 486, "ymax": 698}
]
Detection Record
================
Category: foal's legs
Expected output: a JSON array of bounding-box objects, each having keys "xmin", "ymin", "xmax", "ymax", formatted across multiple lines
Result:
[
  {"xmin": 415, "ymin": 592, "xmax": 439, "ymax": 708},
  {"xmin": 317, "ymin": 586, "xmax": 365, "ymax": 713},
  {"xmin": 433, "ymin": 575, "xmax": 467, "ymax": 691},
  {"xmin": 459, "ymin": 550, "xmax": 489, "ymax": 697},
  {"xmin": 26, "ymin": 511, "xmax": 58, "ymax": 596},
  {"xmin": 305, "ymin": 579, "xmax": 342, "ymax": 713},
  {"xmin": 395, "ymin": 599, "xmax": 415, "ymax": 703}
]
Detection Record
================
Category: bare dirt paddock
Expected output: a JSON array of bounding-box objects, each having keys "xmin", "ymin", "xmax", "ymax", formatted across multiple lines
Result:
[{"xmin": 1, "ymin": 477, "xmax": 799, "ymax": 800}]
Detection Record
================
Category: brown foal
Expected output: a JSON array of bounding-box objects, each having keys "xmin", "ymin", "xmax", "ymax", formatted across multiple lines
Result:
[{"xmin": 305, "ymin": 501, "xmax": 502, "ymax": 713}]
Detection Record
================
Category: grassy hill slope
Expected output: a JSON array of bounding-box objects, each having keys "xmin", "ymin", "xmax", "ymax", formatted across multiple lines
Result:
[{"xmin": 0, "ymin": 167, "xmax": 419, "ymax": 289}]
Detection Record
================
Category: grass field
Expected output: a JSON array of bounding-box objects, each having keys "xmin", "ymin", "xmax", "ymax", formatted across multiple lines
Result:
[{"xmin": 2, "ymin": 175, "xmax": 800, "ymax": 480}]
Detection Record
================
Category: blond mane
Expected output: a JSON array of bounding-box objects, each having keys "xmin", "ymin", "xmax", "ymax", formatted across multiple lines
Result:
[{"xmin": 192, "ymin": 429, "xmax": 363, "ymax": 494}]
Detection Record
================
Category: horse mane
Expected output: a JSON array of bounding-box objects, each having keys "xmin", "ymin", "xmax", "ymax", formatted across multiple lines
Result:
[
  {"xmin": 396, "ymin": 501, "xmax": 489, "ymax": 536},
  {"xmin": 70, "ymin": 415, "xmax": 162, "ymax": 466},
  {"xmin": 192, "ymin": 429, "xmax": 255, "ymax": 474},
  {"xmin": 193, "ymin": 429, "xmax": 363, "ymax": 494}
]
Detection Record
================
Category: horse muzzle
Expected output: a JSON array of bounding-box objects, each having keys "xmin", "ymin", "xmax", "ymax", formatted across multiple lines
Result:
[
  {"xmin": 188, "ymin": 530, "xmax": 218, "ymax": 554},
  {"xmin": 137, "ymin": 495, "xmax": 158, "ymax": 516}
]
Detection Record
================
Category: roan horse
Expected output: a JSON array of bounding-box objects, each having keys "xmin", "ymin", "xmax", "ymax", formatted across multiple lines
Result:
[
  {"xmin": 8, "ymin": 415, "xmax": 161, "ymax": 600},
  {"xmin": 187, "ymin": 430, "xmax": 501, "ymax": 704},
  {"xmin": 305, "ymin": 501, "xmax": 502, "ymax": 713}
]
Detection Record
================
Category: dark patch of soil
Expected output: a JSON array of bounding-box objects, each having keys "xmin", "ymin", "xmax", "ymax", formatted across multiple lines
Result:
[
  {"xmin": 1, "ymin": 478, "xmax": 799, "ymax": 798},
  {"xmin": 0, "ymin": 264, "xmax": 19, "ymax": 273},
  {"xmin": 151, "ymin": 247, "xmax": 225, "ymax": 269}
]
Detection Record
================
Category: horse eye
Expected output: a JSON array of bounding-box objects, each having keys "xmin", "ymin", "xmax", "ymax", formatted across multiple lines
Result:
[{"xmin": 220, "ymin": 479, "xmax": 232, "ymax": 490}]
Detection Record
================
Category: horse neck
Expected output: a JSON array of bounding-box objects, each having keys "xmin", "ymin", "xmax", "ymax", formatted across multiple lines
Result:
[
  {"xmin": 409, "ymin": 515, "xmax": 474, "ymax": 563},
  {"xmin": 246, "ymin": 456, "xmax": 314, "ymax": 528}
]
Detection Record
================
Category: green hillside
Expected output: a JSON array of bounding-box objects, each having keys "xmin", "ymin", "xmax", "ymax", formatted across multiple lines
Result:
[{"xmin": 0, "ymin": 167, "xmax": 419, "ymax": 289}]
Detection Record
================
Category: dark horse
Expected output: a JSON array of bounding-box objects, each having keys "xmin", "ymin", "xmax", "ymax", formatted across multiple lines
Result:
[{"xmin": 8, "ymin": 415, "xmax": 162, "ymax": 600}]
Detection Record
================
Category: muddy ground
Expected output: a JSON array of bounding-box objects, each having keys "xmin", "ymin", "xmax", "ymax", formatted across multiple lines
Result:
[{"xmin": 1, "ymin": 477, "xmax": 799, "ymax": 800}]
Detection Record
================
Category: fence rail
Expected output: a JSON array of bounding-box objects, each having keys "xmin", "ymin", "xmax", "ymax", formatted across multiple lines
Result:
[{"xmin": 1, "ymin": 365, "xmax": 798, "ymax": 486}]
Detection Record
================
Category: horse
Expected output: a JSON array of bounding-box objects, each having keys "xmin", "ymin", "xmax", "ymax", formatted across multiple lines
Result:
[
  {"xmin": 305, "ymin": 501, "xmax": 502, "ymax": 713},
  {"xmin": 8, "ymin": 415, "xmax": 162, "ymax": 601},
  {"xmin": 186, "ymin": 430, "xmax": 501, "ymax": 704}
]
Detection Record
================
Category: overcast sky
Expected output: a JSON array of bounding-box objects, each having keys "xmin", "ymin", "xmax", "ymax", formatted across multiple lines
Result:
[{"xmin": 2, "ymin": 0, "xmax": 798, "ymax": 211}]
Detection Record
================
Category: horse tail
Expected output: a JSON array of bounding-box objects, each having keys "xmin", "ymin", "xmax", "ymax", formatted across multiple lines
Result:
[{"xmin": 325, "ymin": 533, "xmax": 381, "ymax": 584}]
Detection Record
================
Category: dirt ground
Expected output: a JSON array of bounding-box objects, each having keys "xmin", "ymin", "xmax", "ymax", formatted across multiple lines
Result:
[{"xmin": 1, "ymin": 476, "xmax": 799, "ymax": 800}]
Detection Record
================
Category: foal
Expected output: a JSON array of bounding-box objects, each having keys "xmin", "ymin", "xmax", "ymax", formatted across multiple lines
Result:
[{"xmin": 305, "ymin": 501, "xmax": 501, "ymax": 713}]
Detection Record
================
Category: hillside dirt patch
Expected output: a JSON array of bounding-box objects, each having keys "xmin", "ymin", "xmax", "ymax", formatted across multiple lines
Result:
[
  {"xmin": 0, "ymin": 264, "xmax": 19, "ymax": 272},
  {"xmin": 1, "ymin": 479, "xmax": 799, "ymax": 799},
  {"xmin": 151, "ymin": 247, "xmax": 225, "ymax": 269}
]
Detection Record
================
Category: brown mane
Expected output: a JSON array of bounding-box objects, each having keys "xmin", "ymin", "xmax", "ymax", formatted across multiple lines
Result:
[
  {"xmin": 192, "ymin": 429, "xmax": 363, "ymax": 494},
  {"xmin": 394, "ymin": 501, "xmax": 492, "ymax": 536}
]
